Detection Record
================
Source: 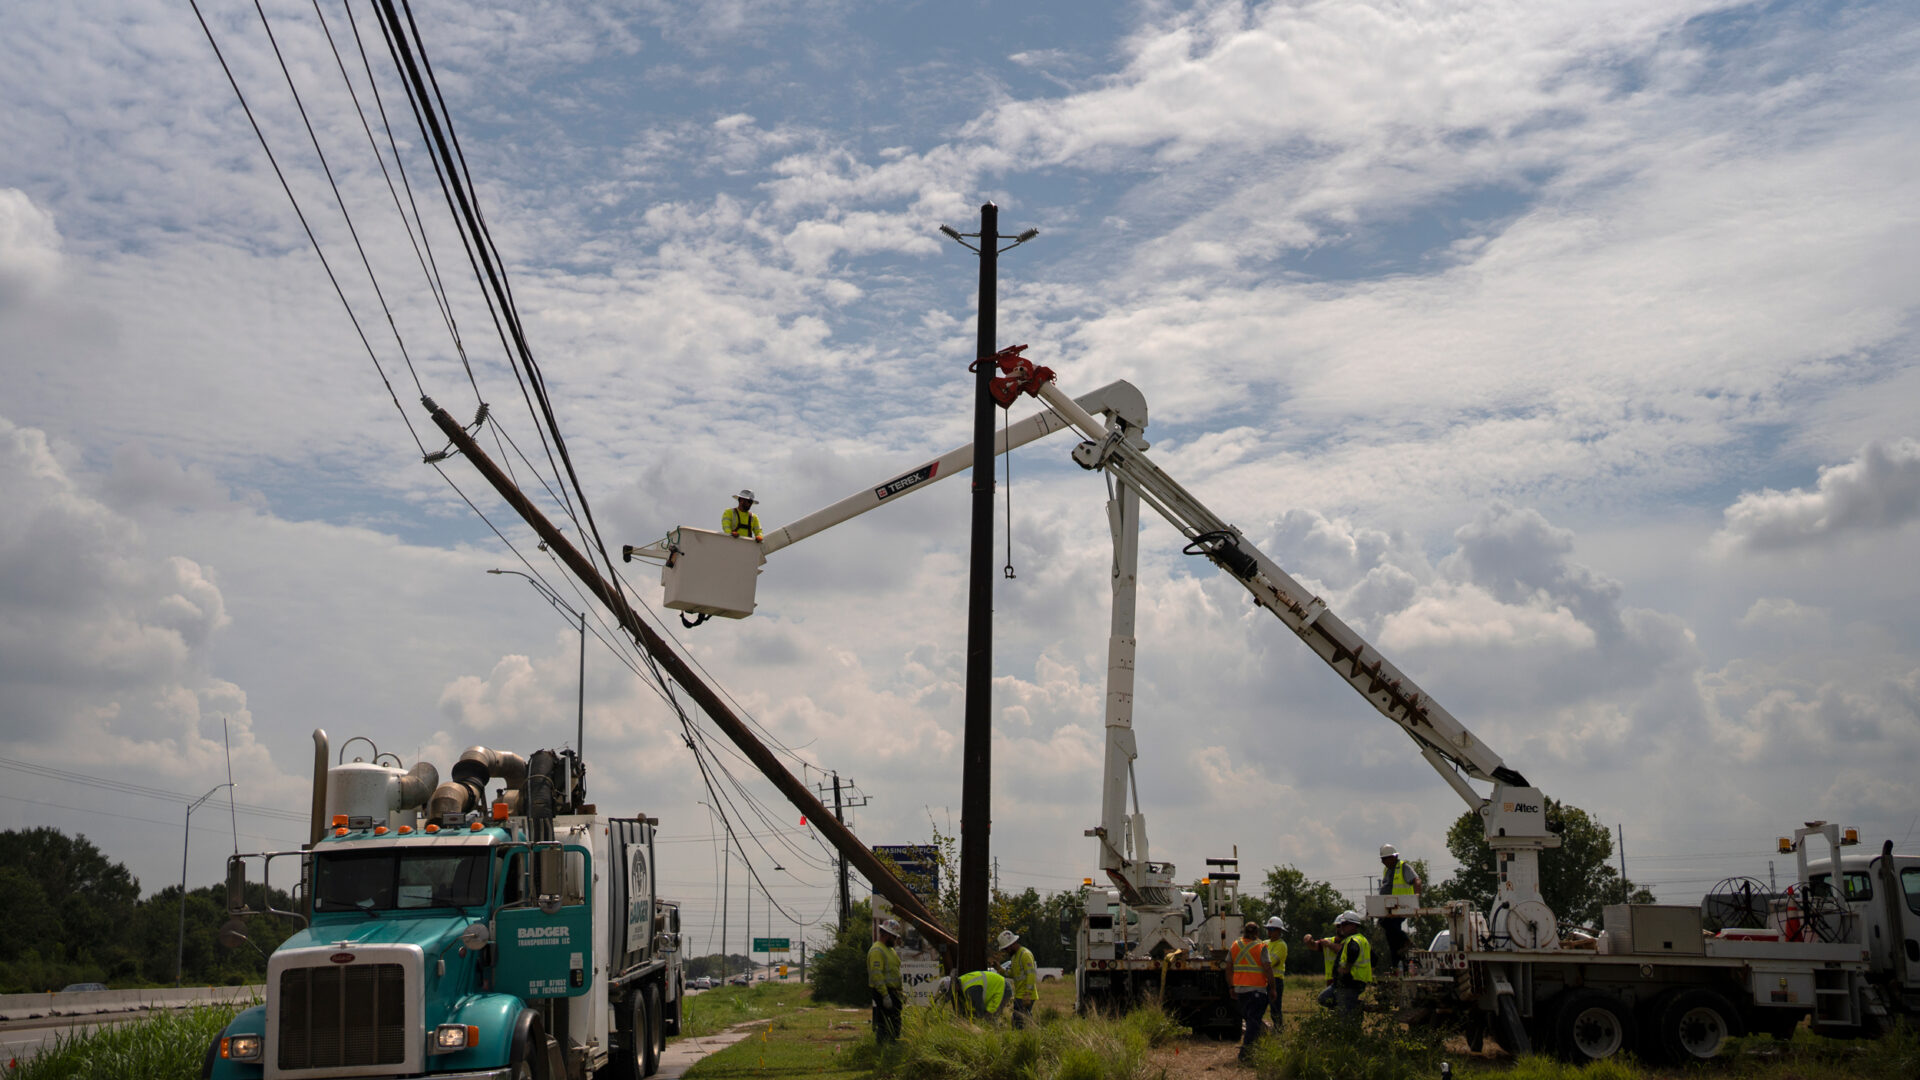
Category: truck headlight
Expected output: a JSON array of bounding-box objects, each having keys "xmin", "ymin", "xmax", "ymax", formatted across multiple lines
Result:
[
  {"xmin": 221, "ymin": 1035, "xmax": 263, "ymax": 1061},
  {"xmin": 432, "ymin": 1024, "xmax": 480, "ymax": 1052}
]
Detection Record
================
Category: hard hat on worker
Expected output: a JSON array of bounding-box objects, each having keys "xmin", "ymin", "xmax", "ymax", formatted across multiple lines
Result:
[
  {"xmin": 736, "ymin": 489, "xmax": 757, "ymax": 505},
  {"xmin": 1379, "ymin": 843, "xmax": 1398, "ymax": 860},
  {"xmin": 880, "ymin": 919, "xmax": 903, "ymax": 938},
  {"xmin": 1335, "ymin": 909, "xmax": 1363, "ymax": 929},
  {"xmin": 996, "ymin": 930, "xmax": 1020, "ymax": 951},
  {"xmin": 1265, "ymin": 916, "xmax": 1287, "ymax": 931}
]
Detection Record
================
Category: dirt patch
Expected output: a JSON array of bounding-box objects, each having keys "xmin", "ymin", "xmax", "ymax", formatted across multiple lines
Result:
[{"xmin": 1151, "ymin": 1039, "xmax": 1247, "ymax": 1079}]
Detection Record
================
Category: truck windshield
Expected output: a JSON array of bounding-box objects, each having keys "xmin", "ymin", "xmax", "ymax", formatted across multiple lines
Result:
[{"xmin": 314, "ymin": 850, "xmax": 489, "ymax": 913}]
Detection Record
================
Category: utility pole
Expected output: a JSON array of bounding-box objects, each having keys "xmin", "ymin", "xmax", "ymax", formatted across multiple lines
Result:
[
  {"xmin": 1617, "ymin": 824, "xmax": 1628, "ymax": 892},
  {"xmin": 178, "ymin": 783, "xmax": 234, "ymax": 986},
  {"xmin": 939, "ymin": 203, "xmax": 1038, "ymax": 977},
  {"xmin": 815, "ymin": 771, "xmax": 869, "ymax": 933}
]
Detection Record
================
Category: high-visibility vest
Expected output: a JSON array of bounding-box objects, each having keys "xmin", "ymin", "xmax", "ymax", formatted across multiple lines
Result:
[
  {"xmin": 1338, "ymin": 933, "xmax": 1373, "ymax": 984},
  {"xmin": 867, "ymin": 941, "xmax": 900, "ymax": 993},
  {"xmin": 1008, "ymin": 946, "xmax": 1038, "ymax": 1000},
  {"xmin": 722, "ymin": 507, "xmax": 762, "ymax": 538},
  {"xmin": 1264, "ymin": 938, "xmax": 1288, "ymax": 978},
  {"xmin": 958, "ymin": 970, "xmax": 1006, "ymax": 1015},
  {"xmin": 1228, "ymin": 938, "xmax": 1268, "ymax": 988},
  {"xmin": 1388, "ymin": 863, "xmax": 1416, "ymax": 896},
  {"xmin": 1323, "ymin": 943, "xmax": 1335, "ymax": 980}
]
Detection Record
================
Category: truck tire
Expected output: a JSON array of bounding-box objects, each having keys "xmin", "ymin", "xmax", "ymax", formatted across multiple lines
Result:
[
  {"xmin": 1553, "ymin": 990, "xmax": 1631, "ymax": 1063},
  {"xmin": 509, "ymin": 1013, "xmax": 546, "ymax": 1080},
  {"xmin": 1650, "ymin": 988, "xmax": 1741, "ymax": 1063},
  {"xmin": 1490, "ymin": 995, "xmax": 1531, "ymax": 1056},
  {"xmin": 638, "ymin": 988, "xmax": 660, "ymax": 1077},
  {"xmin": 649, "ymin": 984, "xmax": 666, "ymax": 1058}
]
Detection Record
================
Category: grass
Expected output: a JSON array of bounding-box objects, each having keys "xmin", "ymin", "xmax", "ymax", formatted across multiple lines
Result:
[
  {"xmin": 677, "ymin": 981, "xmax": 822, "ymax": 1039},
  {"xmin": 6, "ymin": 1003, "xmax": 242, "ymax": 1080},
  {"xmin": 678, "ymin": 982, "xmax": 869, "ymax": 1080}
]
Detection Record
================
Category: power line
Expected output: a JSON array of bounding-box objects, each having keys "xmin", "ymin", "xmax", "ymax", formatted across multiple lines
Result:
[{"xmin": 0, "ymin": 756, "xmax": 309, "ymax": 823}]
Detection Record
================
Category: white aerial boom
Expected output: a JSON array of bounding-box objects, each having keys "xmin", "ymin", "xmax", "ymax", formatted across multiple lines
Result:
[{"xmin": 628, "ymin": 349, "xmax": 1563, "ymax": 950}]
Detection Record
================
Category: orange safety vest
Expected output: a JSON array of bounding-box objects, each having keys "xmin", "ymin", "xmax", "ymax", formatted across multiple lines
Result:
[{"xmin": 1228, "ymin": 938, "xmax": 1268, "ymax": 988}]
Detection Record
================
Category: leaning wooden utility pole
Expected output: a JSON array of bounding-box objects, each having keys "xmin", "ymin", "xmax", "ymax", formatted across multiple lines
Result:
[{"xmin": 423, "ymin": 397, "xmax": 956, "ymax": 949}]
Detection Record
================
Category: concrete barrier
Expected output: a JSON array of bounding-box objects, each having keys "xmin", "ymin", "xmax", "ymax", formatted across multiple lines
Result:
[{"xmin": 0, "ymin": 985, "xmax": 264, "ymax": 1022}]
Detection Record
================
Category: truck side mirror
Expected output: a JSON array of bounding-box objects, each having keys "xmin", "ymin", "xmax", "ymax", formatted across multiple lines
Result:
[
  {"xmin": 218, "ymin": 916, "xmax": 251, "ymax": 950},
  {"xmin": 226, "ymin": 857, "xmax": 248, "ymax": 914},
  {"xmin": 533, "ymin": 846, "xmax": 565, "ymax": 913}
]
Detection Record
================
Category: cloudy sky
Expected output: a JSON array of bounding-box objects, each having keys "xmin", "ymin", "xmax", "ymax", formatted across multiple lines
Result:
[{"xmin": 4, "ymin": 0, "xmax": 1918, "ymax": 953}]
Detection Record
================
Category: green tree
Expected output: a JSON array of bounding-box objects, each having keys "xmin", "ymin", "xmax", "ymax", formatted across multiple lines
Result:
[
  {"xmin": 1435, "ymin": 798, "xmax": 1656, "ymax": 932},
  {"xmin": 1258, "ymin": 866, "xmax": 1356, "ymax": 974},
  {"xmin": 806, "ymin": 899, "xmax": 873, "ymax": 1006},
  {"xmin": 0, "ymin": 828, "xmax": 140, "ymax": 971}
]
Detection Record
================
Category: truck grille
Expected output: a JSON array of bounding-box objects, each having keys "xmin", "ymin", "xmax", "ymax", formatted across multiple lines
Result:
[{"xmin": 277, "ymin": 963, "xmax": 408, "ymax": 1070}]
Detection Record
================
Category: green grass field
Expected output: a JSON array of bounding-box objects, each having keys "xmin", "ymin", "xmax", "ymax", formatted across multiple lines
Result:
[{"xmin": 5, "ymin": 1003, "xmax": 242, "ymax": 1080}]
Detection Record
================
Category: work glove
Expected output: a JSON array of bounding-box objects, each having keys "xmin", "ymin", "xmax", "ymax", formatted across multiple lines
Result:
[{"xmin": 887, "ymin": 990, "xmax": 902, "ymax": 1012}]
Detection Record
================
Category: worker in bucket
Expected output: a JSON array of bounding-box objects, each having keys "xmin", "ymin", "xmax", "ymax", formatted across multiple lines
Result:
[
  {"xmin": 1304, "ymin": 910, "xmax": 1372, "ymax": 1019},
  {"xmin": 1263, "ymin": 916, "xmax": 1289, "ymax": 1031},
  {"xmin": 1228, "ymin": 920, "xmax": 1275, "ymax": 1060},
  {"xmin": 868, "ymin": 918, "xmax": 904, "ymax": 1042},
  {"xmin": 996, "ymin": 930, "xmax": 1040, "ymax": 1028},
  {"xmin": 936, "ymin": 968, "xmax": 1010, "ymax": 1022},
  {"xmin": 1377, "ymin": 843, "xmax": 1423, "ymax": 969},
  {"xmin": 722, "ymin": 489, "xmax": 763, "ymax": 540}
]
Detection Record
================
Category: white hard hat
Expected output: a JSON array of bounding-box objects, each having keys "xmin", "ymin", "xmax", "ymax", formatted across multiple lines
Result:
[
  {"xmin": 880, "ymin": 919, "xmax": 903, "ymax": 937},
  {"xmin": 1265, "ymin": 916, "xmax": 1287, "ymax": 931},
  {"xmin": 1335, "ymin": 909, "xmax": 1363, "ymax": 928},
  {"xmin": 1379, "ymin": 843, "xmax": 1398, "ymax": 859},
  {"xmin": 736, "ymin": 489, "xmax": 757, "ymax": 504},
  {"xmin": 996, "ymin": 930, "xmax": 1020, "ymax": 950}
]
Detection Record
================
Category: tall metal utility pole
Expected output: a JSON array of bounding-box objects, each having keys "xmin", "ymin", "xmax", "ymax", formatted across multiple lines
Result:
[{"xmin": 938, "ymin": 204, "xmax": 1038, "ymax": 976}]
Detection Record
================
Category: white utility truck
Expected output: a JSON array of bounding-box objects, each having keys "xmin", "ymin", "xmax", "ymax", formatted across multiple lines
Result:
[{"xmin": 627, "ymin": 351, "xmax": 1918, "ymax": 1058}]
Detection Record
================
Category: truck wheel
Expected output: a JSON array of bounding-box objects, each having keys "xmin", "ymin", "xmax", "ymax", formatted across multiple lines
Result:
[
  {"xmin": 510, "ymin": 1014, "xmax": 546, "ymax": 1080},
  {"xmin": 632, "ymin": 990, "xmax": 659, "ymax": 1078},
  {"xmin": 649, "ymin": 984, "xmax": 666, "ymax": 1058},
  {"xmin": 1652, "ymin": 989, "xmax": 1741, "ymax": 1063},
  {"xmin": 1553, "ymin": 991, "xmax": 1631, "ymax": 1063},
  {"xmin": 1490, "ymin": 995, "xmax": 1531, "ymax": 1056}
]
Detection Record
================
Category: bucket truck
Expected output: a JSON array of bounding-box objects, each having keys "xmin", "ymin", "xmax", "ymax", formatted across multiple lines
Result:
[
  {"xmin": 630, "ymin": 350, "xmax": 1919, "ymax": 1058},
  {"xmin": 205, "ymin": 731, "xmax": 684, "ymax": 1080}
]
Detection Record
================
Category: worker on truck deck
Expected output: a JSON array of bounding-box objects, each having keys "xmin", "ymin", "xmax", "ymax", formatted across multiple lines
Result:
[
  {"xmin": 722, "ymin": 489, "xmax": 763, "ymax": 540},
  {"xmin": 1377, "ymin": 843, "xmax": 1423, "ymax": 970},
  {"xmin": 997, "ymin": 930, "xmax": 1039, "ymax": 1028},
  {"xmin": 1228, "ymin": 920, "xmax": 1275, "ymax": 1060},
  {"xmin": 868, "ymin": 918, "xmax": 904, "ymax": 1042},
  {"xmin": 1305, "ymin": 910, "xmax": 1371, "ymax": 1019},
  {"xmin": 1263, "ymin": 916, "xmax": 1289, "ymax": 1030}
]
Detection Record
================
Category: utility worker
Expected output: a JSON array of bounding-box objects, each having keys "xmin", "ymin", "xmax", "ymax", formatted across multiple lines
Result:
[
  {"xmin": 997, "ymin": 930, "xmax": 1039, "ymax": 1028},
  {"xmin": 1305, "ymin": 910, "xmax": 1371, "ymax": 1019},
  {"xmin": 1263, "ymin": 916, "xmax": 1289, "ymax": 1031},
  {"xmin": 722, "ymin": 489, "xmax": 763, "ymax": 540},
  {"xmin": 1228, "ymin": 920, "xmax": 1274, "ymax": 1060},
  {"xmin": 942, "ymin": 969, "xmax": 1010, "ymax": 1021},
  {"xmin": 868, "ymin": 918, "xmax": 904, "ymax": 1042},
  {"xmin": 1377, "ymin": 843, "xmax": 1423, "ymax": 970}
]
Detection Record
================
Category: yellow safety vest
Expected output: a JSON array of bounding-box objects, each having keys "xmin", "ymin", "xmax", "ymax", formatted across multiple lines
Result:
[
  {"xmin": 1388, "ymin": 863, "xmax": 1416, "ymax": 896},
  {"xmin": 1228, "ymin": 938, "xmax": 1268, "ymax": 988},
  {"xmin": 867, "ymin": 940, "xmax": 901, "ymax": 993},
  {"xmin": 1323, "ymin": 943, "xmax": 1335, "ymax": 980},
  {"xmin": 1008, "ymin": 946, "xmax": 1038, "ymax": 1000},
  {"xmin": 722, "ymin": 507, "xmax": 762, "ymax": 538},
  {"xmin": 958, "ymin": 970, "xmax": 1006, "ymax": 1015},
  {"xmin": 1264, "ymin": 938, "xmax": 1288, "ymax": 978},
  {"xmin": 1338, "ymin": 933, "xmax": 1373, "ymax": 984}
]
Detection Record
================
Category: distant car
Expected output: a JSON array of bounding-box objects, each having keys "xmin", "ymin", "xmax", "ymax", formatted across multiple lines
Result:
[
  {"xmin": 690, "ymin": 977, "xmax": 712, "ymax": 990},
  {"xmin": 1036, "ymin": 967, "xmax": 1064, "ymax": 982},
  {"xmin": 1427, "ymin": 930, "xmax": 1451, "ymax": 952},
  {"xmin": 728, "ymin": 975, "xmax": 750, "ymax": 986},
  {"xmin": 59, "ymin": 983, "xmax": 108, "ymax": 993}
]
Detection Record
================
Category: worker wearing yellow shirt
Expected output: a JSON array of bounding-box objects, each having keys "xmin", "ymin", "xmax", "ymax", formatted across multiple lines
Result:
[
  {"xmin": 1262, "ymin": 916, "xmax": 1289, "ymax": 1030},
  {"xmin": 722, "ymin": 489, "xmax": 763, "ymax": 540},
  {"xmin": 997, "ymin": 930, "xmax": 1039, "ymax": 1028},
  {"xmin": 867, "ymin": 919, "xmax": 903, "ymax": 1042}
]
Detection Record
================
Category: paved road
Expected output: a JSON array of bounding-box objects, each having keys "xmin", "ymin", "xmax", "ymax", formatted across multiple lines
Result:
[{"xmin": 0, "ymin": 1015, "xmax": 149, "ymax": 1065}]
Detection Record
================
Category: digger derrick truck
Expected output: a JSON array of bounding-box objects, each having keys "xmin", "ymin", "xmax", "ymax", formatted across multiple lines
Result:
[
  {"xmin": 206, "ymin": 731, "xmax": 684, "ymax": 1080},
  {"xmin": 626, "ymin": 349, "xmax": 1920, "ymax": 1054}
]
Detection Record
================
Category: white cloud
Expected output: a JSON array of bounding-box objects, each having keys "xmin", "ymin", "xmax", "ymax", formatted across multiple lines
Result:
[
  {"xmin": 0, "ymin": 188, "xmax": 62, "ymax": 307},
  {"xmin": 1716, "ymin": 439, "xmax": 1920, "ymax": 553}
]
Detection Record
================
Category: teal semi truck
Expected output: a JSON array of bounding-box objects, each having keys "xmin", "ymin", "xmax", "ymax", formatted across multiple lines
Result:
[{"xmin": 207, "ymin": 731, "xmax": 682, "ymax": 1080}]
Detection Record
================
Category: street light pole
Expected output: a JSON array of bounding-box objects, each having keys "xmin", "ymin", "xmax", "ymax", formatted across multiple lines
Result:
[
  {"xmin": 487, "ymin": 569, "xmax": 587, "ymax": 759},
  {"xmin": 178, "ymin": 783, "xmax": 235, "ymax": 986},
  {"xmin": 938, "ymin": 205, "xmax": 1038, "ymax": 977}
]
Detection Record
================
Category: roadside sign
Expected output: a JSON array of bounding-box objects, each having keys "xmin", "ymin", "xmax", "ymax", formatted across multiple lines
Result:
[{"xmin": 753, "ymin": 937, "xmax": 790, "ymax": 952}]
